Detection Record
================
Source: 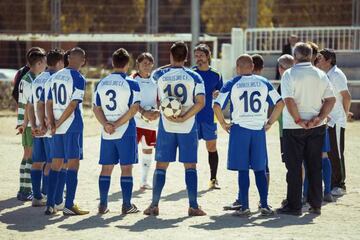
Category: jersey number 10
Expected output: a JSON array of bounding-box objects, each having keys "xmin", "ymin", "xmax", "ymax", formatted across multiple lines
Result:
[{"xmin": 53, "ymin": 83, "xmax": 67, "ymax": 105}]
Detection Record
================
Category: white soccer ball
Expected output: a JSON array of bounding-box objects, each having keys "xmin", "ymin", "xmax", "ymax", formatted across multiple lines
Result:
[
  {"xmin": 160, "ymin": 96, "xmax": 182, "ymax": 118},
  {"xmin": 141, "ymin": 106, "xmax": 158, "ymax": 123}
]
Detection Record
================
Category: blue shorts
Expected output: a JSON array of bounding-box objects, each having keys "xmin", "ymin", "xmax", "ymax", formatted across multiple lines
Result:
[
  {"xmin": 322, "ymin": 127, "xmax": 330, "ymax": 152},
  {"xmin": 155, "ymin": 123, "xmax": 198, "ymax": 163},
  {"xmin": 32, "ymin": 137, "xmax": 51, "ymax": 163},
  {"xmin": 197, "ymin": 121, "xmax": 217, "ymax": 141},
  {"xmin": 51, "ymin": 132, "xmax": 82, "ymax": 162},
  {"xmin": 99, "ymin": 136, "xmax": 138, "ymax": 165},
  {"xmin": 228, "ymin": 125, "xmax": 267, "ymax": 171},
  {"xmin": 79, "ymin": 132, "xmax": 84, "ymax": 160}
]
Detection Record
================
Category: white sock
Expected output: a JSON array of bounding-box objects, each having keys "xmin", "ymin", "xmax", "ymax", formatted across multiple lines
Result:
[{"xmin": 141, "ymin": 153, "xmax": 153, "ymax": 185}]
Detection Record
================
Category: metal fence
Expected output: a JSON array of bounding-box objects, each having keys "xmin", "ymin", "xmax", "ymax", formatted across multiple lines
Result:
[{"xmin": 245, "ymin": 26, "xmax": 360, "ymax": 54}]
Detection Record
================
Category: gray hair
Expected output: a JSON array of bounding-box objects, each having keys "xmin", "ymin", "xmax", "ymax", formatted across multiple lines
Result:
[
  {"xmin": 293, "ymin": 42, "xmax": 312, "ymax": 62},
  {"xmin": 278, "ymin": 54, "xmax": 295, "ymax": 70}
]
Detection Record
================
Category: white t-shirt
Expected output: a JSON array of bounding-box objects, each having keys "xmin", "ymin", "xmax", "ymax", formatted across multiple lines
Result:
[
  {"xmin": 132, "ymin": 74, "xmax": 159, "ymax": 131},
  {"xmin": 281, "ymin": 62, "xmax": 335, "ymax": 129},
  {"xmin": 215, "ymin": 74, "xmax": 281, "ymax": 130},
  {"xmin": 327, "ymin": 66, "xmax": 348, "ymax": 128},
  {"xmin": 151, "ymin": 66, "xmax": 205, "ymax": 134}
]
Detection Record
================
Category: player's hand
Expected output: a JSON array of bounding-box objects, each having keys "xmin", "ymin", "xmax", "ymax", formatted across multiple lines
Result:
[
  {"xmin": 297, "ymin": 119, "xmax": 309, "ymax": 129},
  {"xmin": 104, "ymin": 122, "xmax": 115, "ymax": 134},
  {"xmin": 15, "ymin": 125, "xmax": 24, "ymax": 135},
  {"xmin": 31, "ymin": 127, "xmax": 42, "ymax": 137},
  {"xmin": 55, "ymin": 120, "xmax": 61, "ymax": 129},
  {"xmin": 307, "ymin": 117, "xmax": 321, "ymax": 129},
  {"xmin": 143, "ymin": 110, "xmax": 160, "ymax": 121},
  {"xmin": 166, "ymin": 115, "xmax": 185, "ymax": 123},
  {"xmin": 39, "ymin": 124, "xmax": 47, "ymax": 135},
  {"xmin": 264, "ymin": 122, "xmax": 272, "ymax": 131},
  {"xmin": 212, "ymin": 90, "xmax": 220, "ymax": 99},
  {"xmin": 49, "ymin": 121, "xmax": 56, "ymax": 135},
  {"xmin": 220, "ymin": 121, "xmax": 232, "ymax": 133}
]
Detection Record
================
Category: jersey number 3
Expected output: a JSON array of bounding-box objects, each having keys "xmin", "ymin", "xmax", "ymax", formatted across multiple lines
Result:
[{"xmin": 105, "ymin": 89, "xmax": 117, "ymax": 111}]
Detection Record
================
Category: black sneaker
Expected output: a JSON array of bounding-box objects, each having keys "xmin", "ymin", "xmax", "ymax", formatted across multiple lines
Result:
[
  {"xmin": 260, "ymin": 207, "xmax": 275, "ymax": 216},
  {"xmin": 323, "ymin": 193, "xmax": 335, "ymax": 202},
  {"xmin": 232, "ymin": 208, "xmax": 251, "ymax": 217},
  {"xmin": 276, "ymin": 205, "xmax": 302, "ymax": 216},
  {"xmin": 45, "ymin": 206, "xmax": 58, "ymax": 215},
  {"xmin": 223, "ymin": 200, "xmax": 241, "ymax": 211},
  {"xmin": 309, "ymin": 207, "xmax": 321, "ymax": 215},
  {"xmin": 122, "ymin": 204, "xmax": 140, "ymax": 215}
]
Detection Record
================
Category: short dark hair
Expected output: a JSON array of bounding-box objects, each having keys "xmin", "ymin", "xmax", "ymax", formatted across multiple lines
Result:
[
  {"xmin": 194, "ymin": 43, "xmax": 211, "ymax": 56},
  {"xmin": 64, "ymin": 50, "xmax": 71, "ymax": 67},
  {"xmin": 320, "ymin": 48, "xmax": 336, "ymax": 66},
  {"xmin": 47, "ymin": 48, "xmax": 64, "ymax": 67},
  {"xmin": 170, "ymin": 41, "xmax": 188, "ymax": 62},
  {"xmin": 136, "ymin": 52, "xmax": 154, "ymax": 64},
  {"xmin": 252, "ymin": 54, "xmax": 264, "ymax": 72},
  {"xmin": 112, "ymin": 48, "xmax": 130, "ymax": 68},
  {"xmin": 26, "ymin": 47, "xmax": 45, "ymax": 63},
  {"xmin": 307, "ymin": 41, "xmax": 319, "ymax": 56},
  {"xmin": 28, "ymin": 51, "xmax": 46, "ymax": 66}
]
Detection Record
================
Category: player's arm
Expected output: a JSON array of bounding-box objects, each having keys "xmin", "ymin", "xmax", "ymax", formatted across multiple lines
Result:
[
  {"xmin": 46, "ymin": 99, "xmax": 56, "ymax": 135},
  {"xmin": 340, "ymin": 90, "xmax": 351, "ymax": 117},
  {"xmin": 93, "ymin": 105, "xmax": 116, "ymax": 135},
  {"xmin": 139, "ymin": 106, "xmax": 159, "ymax": 121},
  {"xmin": 213, "ymin": 103, "xmax": 231, "ymax": 133},
  {"xmin": 113, "ymin": 103, "xmax": 140, "ymax": 129},
  {"xmin": 37, "ymin": 100, "xmax": 46, "ymax": 134},
  {"xmin": 265, "ymin": 100, "xmax": 285, "ymax": 131},
  {"xmin": 55, "ymin": 100, "xmax": 79, "ymax": 129}
]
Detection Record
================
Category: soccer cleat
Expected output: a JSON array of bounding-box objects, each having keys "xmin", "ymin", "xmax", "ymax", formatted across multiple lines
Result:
[
  {"xmin": 63, "ymin": 204, "xmax": 90, "ymax": 216},
  {"xmin": 209, "ymin": 179, "xmax": 221, "ymax": 190},
  {"xmin": 331, "ymin": 187, "xmax": 346, "ymax": 196},
  {"xmin": 18, "ymin": 192, "xmax": 33, "ymax": 202},
  {"xmin": 122, "ymin": 204, "xmax": 140, "ymax": 215},
  {"xmin": 223, "ymin": 200, "xmax": 242, "ymax": 211},
  {"xmin": 140, "ymin": 184, "xmax": 152, "ymax": 191},
  {"xmin": 98, "ymin": 205, "xmax": 110, "ymax": 214},
  {"xmin": 55, "ymin": 202, "xmax": 65, "ymax": 211},
  {"xmin": 309, "ymin": 207, "xmax": 321, "ymax": 215},
  {"xmin": 232, "ymin": 208, "xmax": 251, "ymax": 217},
  {"xmin": 188, "ymin": 206, "xmax": 207, "ymax": 216},
  {"xmin": 258, "ymin": 202, "xmax": 272, "ymax": 210},
  {"xmin": 143, "ymin": 205, "xmax": 159, "ymax": 216},
  {"xmin": 260, "ymin": 207, "xmax": 275, "ymax": 216},
  {"xmin": 32, "ymin": 197, "xmax": 46, "ymax": 207},
  {"xmin": 45, "ymin": 206, "xmax": 58, "ymax": 215},
  {"xmin": 276, "ymin": 205, "xmax": 302, "ymax": 216},
  {"xmin": 280, "ymin": 199, "xmax": 288, "ymax": 208},
  {"xmin": 323, "ymin": 193, "xmax": 335, "ymax": 202}
]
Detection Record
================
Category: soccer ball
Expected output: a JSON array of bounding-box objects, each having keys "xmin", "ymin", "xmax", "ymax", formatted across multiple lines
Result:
[
  {"xmin": 160, "ymin": 96, "xmax": 182, "ymax": 117},
  {"xmin": 141, "ymin": 106, "xmax": 158, "ymax": 123}
]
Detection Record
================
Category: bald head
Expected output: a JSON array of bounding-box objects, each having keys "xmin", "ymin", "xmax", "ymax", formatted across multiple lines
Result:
[{"xmin": 236, "ymin": 54, "xmax": 254, "ymax": 75}]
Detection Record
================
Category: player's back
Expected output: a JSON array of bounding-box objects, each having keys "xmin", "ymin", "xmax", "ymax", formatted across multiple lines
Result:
[
  {"xmin": 152, "ymin": 66, "xmax": 204, "ymax": 133},
  {"xmin": 49, "ymin": 67, "xmax": 85, "ymax": 134},
  {"xmin": 95, "ymin": 72, "xmax": 140, "ymax": 139},
  {"xmin": 224, "ymin": 74, "xmax": 279, "ymax": 130},
  {"xmin": 33, "ymin": 71, "xmax": 54, "ymax": 127}
]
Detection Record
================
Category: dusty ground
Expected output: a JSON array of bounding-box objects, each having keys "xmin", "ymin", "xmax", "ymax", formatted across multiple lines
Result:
[{"xmin": 0, "ymin": 113, "xmax": 359, "ymax": 240}]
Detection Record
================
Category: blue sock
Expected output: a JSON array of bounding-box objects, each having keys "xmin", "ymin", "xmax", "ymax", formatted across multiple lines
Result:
[
  {"xmin": 65, "ymin": 169, "xmax": 78, "ymax": 209},
  {"xmin": 31, "ymin": 169, "xmax": 43, "ymax": 200},
  {"xmin": 237, "ymin": 178, "xmax": 242, "ymax": 203},
  {"xmin": 55, "ymin": 169, "xmax": 67, "ymax": 205},
  {"xmin": 46, "ymin": 170, "xmax": 59, "ymax": 207},
  {"xmin": 322, "ymin": 157, "xmax": 332, "ymax": 195},
  {"xmin": 238, "ymin": 170, "xmax": 250, "ymax": 210},
  {"xmin": 42, "ymin": 173, "xmax": 49, "ymax": 195},
  {"xmin": 151, "ymin": 169, "xmax": 166, "ymax": 207},
  {"xmin": 255, "ymin": 170, "xmax": 268, "ymax": 208},
  {"xmin": 99, "ymin": 176, "xmax": 111, "ymax": 207},
  {"xmin": 185, "ymin": 168, "xmax": 198, "ymax": 209},
  {"xmin": 303, "ymin": 166, "xmax": 309, "ymax": 199},
  {"xmin": 120, "ymin": 176, "xmax": 133, "ymax": 208}
]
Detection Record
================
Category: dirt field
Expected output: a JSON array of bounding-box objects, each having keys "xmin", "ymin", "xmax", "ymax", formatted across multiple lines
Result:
[{"xmin": 0, "ymin": 113, "xmax": 359, "ymax": 240}]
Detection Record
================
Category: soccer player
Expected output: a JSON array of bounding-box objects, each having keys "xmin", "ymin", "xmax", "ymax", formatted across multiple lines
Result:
[
  {"xmin": 132, "ymin": 52, "xmax": 160, "ymax": 190},
  {"xmin": 93, "ymin": 48, "xmax": 141, "ymax": 214},
  {"xmin": 16, "ymin": 50, "xmax": 47, "ymax": 201},
  {"xmin": 193, "ymin": 44, "xmax": 223, "ymax": 189},
  {"xmin": 32, "ymin": 49, "xmax": 65, "ymax": 206},
  {"xmin": 45, "ymin": 47, "xmax": 89, "ymax": 215},
  {"xmin": 214, "ymin": 54, "xmax": 284, "ymax": 217},
  {"xmin": 144, "ymin": 41, "xmax": 207, "ymax": 216}
]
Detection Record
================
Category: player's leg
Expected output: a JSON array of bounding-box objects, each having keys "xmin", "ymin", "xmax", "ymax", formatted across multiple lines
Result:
[
  {"xmin": 139, "ymin": 129, "xmax": 156, "ymax": 190},
  {"xmin": 144, "ymin": 126, "xmax": 175, "ymax": 216},
  {"xmin": 31, "ymin": 138, "xmax": 46, "ymax": 206},
  {"xmin": 118, "ymin": 136, "xmax": 139, "ymax": 214},
  {"xmin": 63, "ymin": 132, "xmax": 88, "ymax": 215},
  {"xmin": 322, "ymin": 128, "xmax": 334, "ymax": 202},
  {"xmin": 98, "ymin": 165, "xmax": 114, "ymax": 214},
  {"xmin": 179, "ymin": 130, "xmax": 206, "ymax": 216},
  {"xmin": 54, "ymin": 164, "xmax": 67, "ymax": 210},
  {"xmin": 19, "ymin": 127, "xmax": 33, "ymax": 201}
]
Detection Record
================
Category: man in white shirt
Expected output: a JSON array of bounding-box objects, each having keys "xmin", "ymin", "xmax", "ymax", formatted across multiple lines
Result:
[
  {"xmin": 317, "ymin": 49, "xmax": 351, "ymax": 196},
  {"xmin": 277, "ymin": 42, "xmax": 336, "ymax": 216}
]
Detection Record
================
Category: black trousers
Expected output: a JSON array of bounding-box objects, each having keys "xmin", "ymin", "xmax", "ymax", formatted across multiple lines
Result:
[
  {"xmin": 327, "ymin": 125, "xmax": 346, "ymax": 189},
  {"xmin": 283, "ymin": 125, "xmax": 325, "ymax": 210}
]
